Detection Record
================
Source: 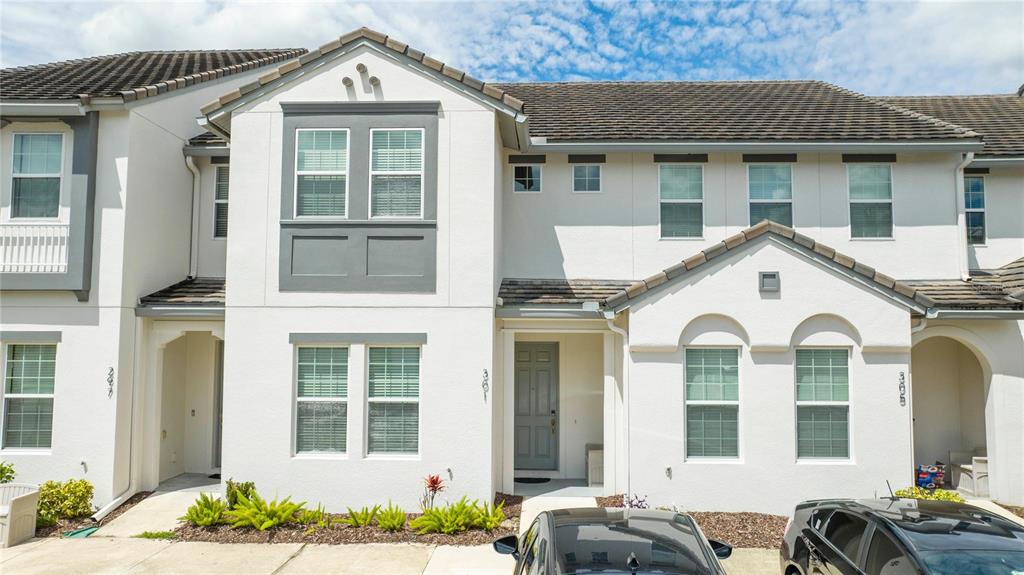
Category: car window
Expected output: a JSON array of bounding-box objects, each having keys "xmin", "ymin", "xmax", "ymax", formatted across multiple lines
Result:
[
  {"xmin": 824, "ymin": 512, "xmax": 869, "ymax": 562},
  {"xmin": 811, "ymin": 509, "xmax": 834, "ymax": 532},
  {"xmin": 518, "ymin": 521, "xmax": 538, "ymax": 575},
  {"xmin": 528, "ymin": 538, "xmax": 547, "ymax": 575},
  {"xmin": 865, "ymin": 530, "xmax": 916, "ymax": 575}
]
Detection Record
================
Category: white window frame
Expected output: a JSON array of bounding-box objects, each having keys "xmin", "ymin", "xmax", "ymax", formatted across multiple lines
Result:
[
  {"xmin": 964, "ymin": 175, "xmax": 986, "ymax": 246},
  {"xmin": 369, "ymin": 127, "xmax": 425, "ymax": 220},
  {"xmin": 292, "ymin": 344, "xmax": 349, "ymax": 458},
  {"xmin": 846, "ymin": 163, "xmax": 895, "ymax": 240},
  {"xmin": 746, "ymin": 163, "xmax": 793, "ymax": 227},
  {"xmin": 365, "ymin": 345, "xmax": 421, "ymax": 458},
  {"xmin": 9, "ymin": 132, "xmax": 64, "ymax": 222},
  {"xmin": 683, "ymin": 346, "xmax": 741, "ymax": 462},
  {"xmin": 571, "ymin": 164, "xmax": 602, "ymax": 194},
  {"xmin": 794, "ymin": 347, "xmax": 853, "ymax": 463},
  {"xmin": 658, "ymin": 163, "xmax": 705, "ymax": 240},
  {"xmin": 512, "ymin": 164, "xmax": 543, "ymax": 193},
  {"xmin": 293, "ymin": 128, "xmax": 350, "ymax": 220},
  {"xmin": 1, "ymin": 342, "xmax": 57, "ymax": 453},
  {"xmin": 212, "ymin": 165, "xmax": 229, "ymax": 240}
]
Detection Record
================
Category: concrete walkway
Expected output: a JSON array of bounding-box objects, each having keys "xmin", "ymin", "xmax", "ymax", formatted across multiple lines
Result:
[{"xmin": 96, "ymin": 474, "xmax": 218, "ymax": 538}]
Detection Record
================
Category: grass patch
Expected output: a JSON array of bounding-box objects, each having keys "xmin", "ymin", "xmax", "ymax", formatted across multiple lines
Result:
[{"xmin": 133, "ymin": 530, "xmax": 176, "ymax": 540}]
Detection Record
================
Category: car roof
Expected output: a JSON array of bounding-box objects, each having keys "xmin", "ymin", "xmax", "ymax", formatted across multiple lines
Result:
[{"xmin": 805, "ymin": 498, "xmax": 1024, "ymax": 552}]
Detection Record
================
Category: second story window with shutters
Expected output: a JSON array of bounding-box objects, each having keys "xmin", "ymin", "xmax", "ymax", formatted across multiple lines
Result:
[
  {"xmin": 370, "ymin": 129, "xmax": 424, "ymax": 218},
  {"xmin": 965, "ymin": 176, "xmax": 986, "ymax": 245},
  {"xmin": 295, "ymin": 129, "xmax": 349, "ymax": 218},
  {"xmin": 213, "ymin": 166, "xmax": 229, "ymax": 238},
  {"xmin": 748, "ymin": 165, "xmax": 792, "ymax": 226},
  {"xmin": 11, "ymin": 133, "xmax": 63, "ymax": 219},
  {"xmin": 848, "ymin": 165, "xmax": 893, "ymax": 239}
]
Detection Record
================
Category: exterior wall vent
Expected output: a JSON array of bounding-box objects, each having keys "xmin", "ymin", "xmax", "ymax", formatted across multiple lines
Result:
[{"xmin": 759, "ymin": 271, "xmax": 780, "ymax": 292}]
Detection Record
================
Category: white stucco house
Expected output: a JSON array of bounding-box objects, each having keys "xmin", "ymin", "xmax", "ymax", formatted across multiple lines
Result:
[{"xmin": 1, "ymin": 28, "xmax": 1022, "ymax": 517}]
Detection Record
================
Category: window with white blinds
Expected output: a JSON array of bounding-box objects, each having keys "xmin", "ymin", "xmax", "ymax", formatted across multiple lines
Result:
[
  {"xmin": 295, "ymin": 347, "xmax": 348, "ymax": 454},
  {"xmin": 965, "ymin": 176, "xmax": 986, "ymax": 245},
  {"xmin": 370, "ymin": 129, "xmax": 424, "ymax": 218},
  {"xmin": 12, "ymin": 134, "xmax": 63, "ymax": 219},
  {"xmin": 3, "ymin": 344, "xmax": 57, "ymax": 449},
  {"xmin": 660, "ymin": 165, "xmax": 703, "ymax": 238},
  {"xmin": 367, "ymin": 347, "xmax": 420, "ymax": 454},
  {"xmin": 848, "ymin": 165, "xmax": 893, "ymax": 238},
  {"xmin": 295, "ymin": 129, "xmax": 348, "ymax": 217},
  {"xmin": 748, "ymin": 164, "xmax": 792, "ymax": 226},
  {"xmin": 214, "ymin": 166, "xmax": 229, "ymax": 238},
  {"xmin": 684, "ymin": 348, "xmax": 739, "ymax": 458},
  {"xmin": 795, "ymin": 349, "xmax": 850, "ymax": 459}
]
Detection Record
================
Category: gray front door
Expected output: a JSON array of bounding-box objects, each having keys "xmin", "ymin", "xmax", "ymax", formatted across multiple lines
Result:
[{"xmin": 514, "ymin": 342, "xmax": 559, "ymax": 470}]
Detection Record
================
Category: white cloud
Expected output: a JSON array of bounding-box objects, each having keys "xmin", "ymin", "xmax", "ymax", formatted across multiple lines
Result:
[{"xmin": 1, "ymin": 0, "xmax": 1021, "ymax": 95}]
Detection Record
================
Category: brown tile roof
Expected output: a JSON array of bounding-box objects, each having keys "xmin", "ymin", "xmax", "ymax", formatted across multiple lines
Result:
[
  {"xmin": 903, "ymin": 258, "xmax": 1024, "ymax": 310},
  {"xmin": 492, "ymin": 81, "xmax": 980, "ymax": 143},
  {"xmin": 139, "ymin": 277, "xmax": 225, "ymax": 308},
  {"xmin": 602, "ymin": 220, "xmax": 938, "ymax": 311},
  {"xmin": 499, "ymin": 279, "xmax": 634, "ymax": 305},
  {"xmin": 880, "ymin": 94, "xmax": 1024, "ymax": 157},
  {"xmin": 187, "ymin": 131, "xmax": 227, "ymax": 148},
  {"xmin": 1, "ymin": 49, "xmax": 306, "ymax": 103},
  {"xmin": 200, "ymin": 27, "xmax": 525, "ymax": 119}
]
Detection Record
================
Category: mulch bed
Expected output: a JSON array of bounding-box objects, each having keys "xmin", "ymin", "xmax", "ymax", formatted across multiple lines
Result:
[
  {"xmin": 35, "ymin": 491, "xmax": 154, "ymax": 538},
  {"xmin": 596, "ymin": 494, "xmax": 624, "ymax": 508},
  {"xmin": 998, "ymin": 502, "xmax": 1024, "ymax": 521}
]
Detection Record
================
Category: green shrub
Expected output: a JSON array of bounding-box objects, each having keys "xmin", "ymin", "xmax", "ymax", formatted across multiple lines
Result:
[
  {"xmin": 179, "ymin": 492, "xmax": 227, "ymax": 527},
  {"xmin": 410, "ymin": 496, "xmax": 477, "ymax": 535},
  {"xmin": 894, "ymin": 486, "xmax": 965, "ymax": 503},
  {"xmin": 36, "ymin": 513, "xmax": 57, "ymax": 529},
  {"xmin": 297, "ymin": 503, "xmax": 332, "ymax": 528},
  {"xmin": 38, "ymin": 479, "xmax": 94, "ymax": 519},
  {"xmin": 473, "ymin": 501, "xmax": 506, "ymax": 531},
  {"xmin": 133, "ymin": 530, "xmax": 176, "ymax": 540},
  {"xmin": 225, "ymin": 478, "xmax": 257, "ymax": 510},
  {"xmin": 378, "ymin": 502, "xmax": 407, "ymax": 532},
  {"xmin": 0, "ymin": 461, "xmax": 14, "ymax": 484},
  {"xmin": 341, "ymin": 505, "xmax": 380, "ymax": 527},
  {"xmin": 226, "ymin": 492, "xmax": 305, "ymax": 531}
]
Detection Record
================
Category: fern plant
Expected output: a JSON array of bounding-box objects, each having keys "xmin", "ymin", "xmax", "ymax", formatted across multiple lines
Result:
[
  {"xmin": 410, "ymin": 496, "xmax": 477, "ymax": 535},
  {"xmin": 225, "ymin": 492, "xmax": 305, "ymax": 531},
  {"xmin": 225, "ymin": 479, "xmax": 257, "ymax": 510},
  {"xmin": 341, "ymin": 505, "xmax": 380, "ymax": 527},
  {"xmin": 378, "ymin": 501, "xmax": 407, "ymax": 532},
  {"xmin": 472, "ymin": 501, "xmax": 506, "ymax": 531},
  {"xmin": 179, "ymin": 492, "xmax": 227, "ymax": 527},
  {"xmin": 297, "ymin": 503, "xmax": 332, "ymax": 528}
]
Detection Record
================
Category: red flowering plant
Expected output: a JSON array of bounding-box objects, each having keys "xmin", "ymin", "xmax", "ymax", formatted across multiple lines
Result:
[{"xmin": 420, "ymin": 474, "xmax": 446, "ymax": 510}]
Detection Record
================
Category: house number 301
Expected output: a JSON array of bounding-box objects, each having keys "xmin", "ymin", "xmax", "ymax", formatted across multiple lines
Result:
[{"xmin": 898, "ymin": 371, "xmax": 906, "ymax": 407}]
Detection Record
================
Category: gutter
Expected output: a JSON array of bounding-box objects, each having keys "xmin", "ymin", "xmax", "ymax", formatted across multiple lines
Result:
[
  {"xmin": 135, "ymin": 306, "xmax": 225, "ymax": 318},
  {"xmin": 931, "ymin": 309, "xmax": 1024, "ymax": 319},
  {"xmin": 969, "ymin": 156, "xmax": 1024, "ymax": 168},
  {"xmin": 526, "ymin": 140, "xmax": 985, "ymax": 154},
  {"xmin": 955, "ymin": 152, "xmax": 976, "ymax": 281}
]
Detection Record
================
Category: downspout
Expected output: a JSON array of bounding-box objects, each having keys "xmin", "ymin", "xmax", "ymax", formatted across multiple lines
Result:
[
  {"xmin": 604, "ymin": 312, "xmax": 630, "ymax": 498},
  {"xmin": 955, "ymin": 152, "xmax": 975, "ymax": 281},
  {"xmin": 184, "ymin": 155, "xmax": 201, "ymax": 278}
]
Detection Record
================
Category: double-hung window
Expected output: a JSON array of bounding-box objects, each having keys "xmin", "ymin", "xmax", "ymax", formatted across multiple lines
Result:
[
  {"xmin": 3, "ymin": 344, "xmax": 56, "ymax": 449},
  {"xmin": 660, "ymin": 165, "xmax": 703, "ymax": 238},
  {"xmin": 748, "ymin": 165, "xmax": 792, "ymax": 226},
  {"xmin": 11, "ymin": 133, "xmax": 63, "ymax": 219},
  {"xmin": 848, "ymin": 165, "xmax": 893, "ymax": 238},
  {"xmin": 367, "ymin": 347, "xmax": 420, "ymax": 454},
  {"xmin": 295, "ymin": 347, "xmax": 348, "ymax": 454},
  {"xmin": 572, "ymin": 165, "xmax": 601, "ymax": 193},
  {"xmin": 795, "ymin": 349, "xmax": 850, "ymax": 459},
  {"xmin": 513, "ymin": 165, "xmax": 542, "ymax": 193},
  {"xmin": 684, "ymin": 348, "xmax": 739, "ymax": 458},
  {"xmin": 213, "ymin": 166, "xmax": 229, "ymax": 238},
  {"xmin": 965, "ymin": 176, "xmax": 986, "ymax": 245},
  {"xmin": 295, "ymin": 129, "xmax": 348, "ymax": 218},
  {"xmin": 370, "ymin": 129, "xmax": 424, "ymax": 218}
]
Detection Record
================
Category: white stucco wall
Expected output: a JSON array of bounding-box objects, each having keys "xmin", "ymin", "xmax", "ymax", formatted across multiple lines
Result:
[
  {"xmin": 502, "ymin": 152, "xmax": 970, "ymax": 282},
  {"xmin": 967, "ymin": 167, "xmax": 1024, "ymax": 270},
  {"xmin": 194, "ymin": 158, "xmax": 227, "ymax": 278}
]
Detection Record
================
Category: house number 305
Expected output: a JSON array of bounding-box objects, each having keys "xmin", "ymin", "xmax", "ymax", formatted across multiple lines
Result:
[{"xmin": 898, "ymin": 372, "xmax": 906, "ymax": 407}]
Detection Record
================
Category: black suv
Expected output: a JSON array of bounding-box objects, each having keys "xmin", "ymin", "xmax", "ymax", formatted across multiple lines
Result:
[{"xmin": 780, "ymin": 498, "xmax": 1024, "ymax": 574}]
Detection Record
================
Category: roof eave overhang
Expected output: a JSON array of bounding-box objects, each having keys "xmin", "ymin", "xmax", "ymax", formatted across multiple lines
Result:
[
  {"xmin": 0, "ymin": 100, "xmax": 89, "ymax": 117},
  {"xmin": 526, "ymin": 139, "xmax": 985, "ymax": 154},
  {"xmin": 135, "ymin": 305, "xmax": 225, "ymax": 318},
  {"xmin": 183, "ymin": 145, "xmax": 230, "ymax": 158},
  {"xmin": 930, "ymin": 308, "xmax": 1024, "ymax": 319},
  {"xmin": 496, "ymin": 304, "xmax": 603, "ymax": 319},
  {"xmin": 970, "ymin": 156, "xmax": 1024, "ymax": 167}
]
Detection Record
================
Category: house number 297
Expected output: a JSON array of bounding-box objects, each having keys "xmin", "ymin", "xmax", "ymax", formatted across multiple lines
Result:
[{"xmin": 898, "ymin": 371, "xmax": 906, "ymax": 407}]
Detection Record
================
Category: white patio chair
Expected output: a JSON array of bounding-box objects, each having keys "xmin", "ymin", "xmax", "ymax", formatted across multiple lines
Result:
[
  {"xmin": 956, "ymin": 457, "xmax": 990, "ymax": 498},
  {"xmin": 0, "ymin": 483, "xmax": 39, "ymax": 548}
]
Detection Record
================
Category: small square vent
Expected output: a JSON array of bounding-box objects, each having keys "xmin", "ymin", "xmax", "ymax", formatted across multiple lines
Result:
[{"xmin": 759, "ymin": 271, "xmax": 780, "ymax": 292}]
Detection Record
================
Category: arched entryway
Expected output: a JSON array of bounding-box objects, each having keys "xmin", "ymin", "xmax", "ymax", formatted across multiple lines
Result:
[{"xmin": 911, "ymin": 335, "xmax": 989, "ymax": 494}]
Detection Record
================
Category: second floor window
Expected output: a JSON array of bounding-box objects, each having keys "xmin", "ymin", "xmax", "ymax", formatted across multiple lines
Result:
[
  {"xmin": 513, "ymin": 165, "xmax": 542, "ymax": 193},
  {"xmin": 295, "ymin": 129, "xmax": 348, "ymax": 218},
  {"xmin": 371, "ymin": 129, "xmax": 424, "ymax": 218},
  {"xmin": 660, "ymin": 165, "xmax": 703, "ymax": 238},
  {"xmin": 213, "ymin": 166, "xmax": 229, "ymax": 238},
  {"xmin": 572, "ymin": 164, "xmax": 601, "ymax": 193},
  {"xmin": 965, "ymin": 176, "xmax": 985, "ymax": 245},
  {"xmin": 748, "ymin": 164, "xmax": 792, "ymax": 226},
  {"xmin": 849, "ymin": 165, "xmax": 893, "ymax": 238},
  {"xmin": 12, "ymin": 133, "xmax": 62, "ymax": 219}
]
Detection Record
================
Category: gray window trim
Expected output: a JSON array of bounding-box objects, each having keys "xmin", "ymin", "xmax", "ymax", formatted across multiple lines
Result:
[
  {"xmin": 0, "ymin": 331, "xmax": 62, "ymax": 343},
  {"xmin": 289, "ymin": 333, "xmax": 427, "ymax": 345}
]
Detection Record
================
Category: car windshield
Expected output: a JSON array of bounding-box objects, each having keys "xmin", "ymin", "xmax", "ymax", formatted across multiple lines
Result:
[
  {"xmin": 554, "ymin": 514, "xmax": 715, "ymax": 575},
  {"xmin": 918, "ymin": 550, "xmax": 1024, "ymax": 575}
]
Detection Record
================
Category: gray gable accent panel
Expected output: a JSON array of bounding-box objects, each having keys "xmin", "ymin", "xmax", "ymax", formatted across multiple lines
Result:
[{"xmin": 0, "ymin": 331, "xmax": 62, "ymax": 343}]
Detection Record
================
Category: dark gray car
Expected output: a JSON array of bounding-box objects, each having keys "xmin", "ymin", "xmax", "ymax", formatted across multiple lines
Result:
[{"xmin": 493, "ymin": 507, "xmax": 732, "ymax": 574}]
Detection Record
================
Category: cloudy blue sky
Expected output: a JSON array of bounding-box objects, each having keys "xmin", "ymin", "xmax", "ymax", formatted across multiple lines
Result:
[{"xmin": 2, "ymin": 0, "xmax": 1021, "ymax": 95}]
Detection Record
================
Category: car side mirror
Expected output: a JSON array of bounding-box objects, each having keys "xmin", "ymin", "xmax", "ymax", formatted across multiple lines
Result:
[
  {"xmin": 493, "ymin": 534, "xmax": 519, "ymax": 558},
  {"xmin": 709, "ymin": 539, "xmax": 733, "ymax": 560}
]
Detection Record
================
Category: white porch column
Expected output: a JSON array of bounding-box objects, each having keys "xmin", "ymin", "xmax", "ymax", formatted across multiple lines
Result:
[
  {"xmin": 603, "ymin": 332, "xmax": 618, "ymax": 495},
  {"xmin": 141, "ymin": 336, "xmax": 167, "ymax": 491},
  {"xmin": 989, "ymin": 372, "xmax": 1024, "ymax": 505},
  {"xmin": 501, "ymin": 329, "xmax": 516, "ymax": 494}
]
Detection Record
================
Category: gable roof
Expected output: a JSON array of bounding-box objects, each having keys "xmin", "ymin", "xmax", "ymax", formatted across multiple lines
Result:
[
  {"xmin": 493, "ymin": 81, "xmax": 981, "ymax": 143},
  {"xmin": 0, "ymin": 49, "xmax": 306, "ymax": 104},
  {"xmin": 903, "ymin": 257, "xmax": 1024, "ymax": 310},
  {"xmin": 879, "ymin": 94, "xmax": 1024, "ymax": 157},
  {"xmin": 602, "ymin": 220, "xmax": 937, "ymax": 312},
  {"xmin": 199, "ymin": 27, "xmax": 525, "ymax": 120}
]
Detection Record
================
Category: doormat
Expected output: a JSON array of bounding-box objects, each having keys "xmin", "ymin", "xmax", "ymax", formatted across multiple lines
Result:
[
  {"xmin": 514, "ymin": 477, "xmax": 551, "ymax": 484},
  {"xmin": 208, "ymin": 473, "xmax": 221, "ymax": 479}
]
